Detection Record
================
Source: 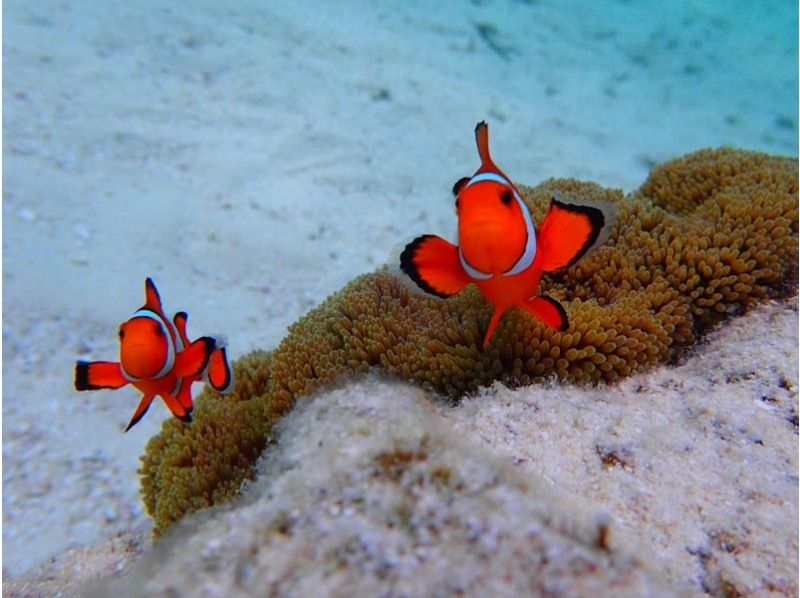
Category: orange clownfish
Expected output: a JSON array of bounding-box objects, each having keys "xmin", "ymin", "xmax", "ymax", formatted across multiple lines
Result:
[
  {"xmin": 74, "ymin": 278, "xmax": 234, "ymax": 431},
  {"xmin": 400, "ymin": 121, "xmax": 614, "ymax": 349}
]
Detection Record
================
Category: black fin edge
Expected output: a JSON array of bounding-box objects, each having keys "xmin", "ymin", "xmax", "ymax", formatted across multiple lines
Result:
[
  {"xmin": 539, "ymin": 294, "xmax": 569, "ymax": 331},
  {"xmin": 452, "ymin": 176, "xmax": 470, "ymax": 196},
  {"xmin": 74, "ymin": 361, "xmax": 123, "ymax": 391},
  {"xmin": 124, "ymin": 405, "xmax": 151, "ymax": 433},
  {"xmin": 140, "ymin": 277, "xmax": 162, "ymax": 312},
  {"xmin": 399, "ymin": 235, "xmax": 454, "ymax": 299},
  {"xmin": 74, "ymin": 361, "xmax": 93, "ymax": 390},
  {"xmin": 210, "ymin": 347, "xmax": 234, "ymax": 393},
  {"xmin": 185, "ymin": 337, "xmax": 217, "ymax": 378},
  {"xmin": 549, "ymin": 197, "xmax": 606, "ymax": 269}
]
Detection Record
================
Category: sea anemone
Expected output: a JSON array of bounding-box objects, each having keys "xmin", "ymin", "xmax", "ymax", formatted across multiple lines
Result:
[{"xmin": 140, "ymin": 148, "xmax": 798, "ymax": 534}]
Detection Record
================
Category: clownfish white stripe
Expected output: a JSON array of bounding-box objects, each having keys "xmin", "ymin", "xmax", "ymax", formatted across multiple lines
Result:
[
  {"xmin": 502, "ymin": 193, "xmax": 537, "ymax": 276},
  {"xmin": 459, "ymin": 247, "xmax": 492, "ymax": 280},
  {"xmin": 463, "ymin": 172, "xmax": 538, "ymax": 277},
  {"xmin": 121, "ymin": 309, "xmax": 176, "ymax": 382},
  {"xmin": 465, "ymin": 171, "xmax": 513, "ymax": 189}
]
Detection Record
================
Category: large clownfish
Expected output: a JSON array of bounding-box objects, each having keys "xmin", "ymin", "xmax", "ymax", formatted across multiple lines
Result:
[
  {"xmin": 400, "ymin": 121, "xmax": 615, "ymax": 349},
  {"xmin": 74, "ymin": 278, "xmax": 234, "ymax": 431}
]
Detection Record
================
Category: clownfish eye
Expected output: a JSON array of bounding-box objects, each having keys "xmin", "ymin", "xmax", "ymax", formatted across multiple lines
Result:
[
  {"xmin": 500, "ymin": 189, "xmax": 513, "ymax": 206},
  {"xmin": 118, "ymin": 328, "xmax": 125, "ymax": 339}
]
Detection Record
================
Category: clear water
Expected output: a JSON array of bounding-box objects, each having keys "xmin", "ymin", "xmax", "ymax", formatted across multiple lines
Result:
[{"xmin": 3, "ymin": 0, "xmax": 797, "ymax": 579}]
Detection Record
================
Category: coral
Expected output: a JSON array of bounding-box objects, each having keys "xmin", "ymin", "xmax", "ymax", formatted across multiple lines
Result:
[
  {"xmin": 140, "ymin": 148, "xmax": 798, "ymax": 534},
  {"xmin": 139, "ymin": 351, "xmax": 275, "ymax": 531}
]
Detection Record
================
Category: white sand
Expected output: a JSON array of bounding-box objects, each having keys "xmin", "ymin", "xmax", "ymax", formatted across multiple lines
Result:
[{"xmin": 3, "ymin": 0, "xmax": 797, "ymax": 585}]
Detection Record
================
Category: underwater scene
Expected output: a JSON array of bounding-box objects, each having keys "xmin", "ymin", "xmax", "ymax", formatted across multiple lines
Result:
[{"xmin": 3, "ymin": 0, "xmax": 798, "ymax": 594}]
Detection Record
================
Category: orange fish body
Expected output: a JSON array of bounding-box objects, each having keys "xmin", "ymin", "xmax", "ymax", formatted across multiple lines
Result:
[
  {"xmin": 75, "ymin": 278, "xmax": 233, "ymax": 431},
  {"xmin": 401, "ymin": 122, "xmax": 613, "ymax": 349}
]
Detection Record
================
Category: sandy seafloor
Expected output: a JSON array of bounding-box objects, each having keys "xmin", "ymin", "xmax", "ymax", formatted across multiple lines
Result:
[{"xmin": 2, "ymin": 0, "xmax": 797, "ymax": 592}]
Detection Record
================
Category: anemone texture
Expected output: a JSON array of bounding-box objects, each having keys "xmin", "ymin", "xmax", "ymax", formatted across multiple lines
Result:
[{"xmin": 141, "ymin": 148, "xmax": 798, "ymax": 534}]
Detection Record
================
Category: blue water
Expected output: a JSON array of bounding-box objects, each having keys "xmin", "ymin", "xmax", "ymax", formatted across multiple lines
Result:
[{"xmin": 2, "ymin": 0, "xmax": 797, "ymax": 579}]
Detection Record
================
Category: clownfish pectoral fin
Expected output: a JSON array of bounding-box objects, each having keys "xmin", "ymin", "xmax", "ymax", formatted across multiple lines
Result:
[
  {"xmin": 482, "ymin": 306, "xmax": 506, "ymax": 349},
  {"xmin": 159, "ymin": 392, "xmax": 192, "ymax": 423},
  {"xmin": 124, "ymin": 393, "xmax": 156, "ymax": 432},
  {"xmin": 75, "ymin": 361, "xmax": 128, "ymax": 391},
  {"xmin": 521, "ymin": 295, "xmax": 568, "ymax": 332},
  {"xmin": 535, "ymin": 197, "xmax": 614, "ymax": 273},
  {"xmin": 400, "ymin": 235, "xmax": 471, "ymax": 298},
  {"xmin": 207, "ymin": 346, "xmax": 234, "ymax": 394},
  {"xmin": 172, "ymin": 337, "xmax": 216, "ymax": 378},
  {"xmin": 173, "ymin": 311, "xmax": 190, "ymax": 346}
]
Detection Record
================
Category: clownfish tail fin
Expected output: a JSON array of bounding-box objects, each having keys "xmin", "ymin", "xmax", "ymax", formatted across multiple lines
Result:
[
  {"xmin": 206, "ymin": 346, "xmax": 234, "ymax": 394},
  {"xmin": 522, "ymin": 295, "xmax": 569, "ymax": 332},
  {"xmin": 75, "ymin": 361, "xmax": 128, "ymax": 391},
  {"xmin": 400, "ymin": 235, "xmax": 471, "ymax": 299}
]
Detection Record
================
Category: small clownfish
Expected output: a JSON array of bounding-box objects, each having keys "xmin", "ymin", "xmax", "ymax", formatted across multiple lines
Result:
[
  {"xmin": 74, "ymin": 278, "xmax": 234, "ymax": 432},
  {"xmin": 400, "ymin": 121, "xmax": 615, "ymax": 349}
]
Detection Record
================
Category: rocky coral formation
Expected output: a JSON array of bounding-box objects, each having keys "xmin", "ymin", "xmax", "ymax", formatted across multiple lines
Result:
[
  {"xmin": 139, "ymin": 351, "xmax": 275, "ymax": 531},
  {"xmin": 112, "ymin": 377, "xmax": 677, "ymax": 597},
  {"xmin": 105, "ymin": 299, "xmax": 798, "ymax": 595},
  {"xmin": 140, "ymin": 148, "xmax": 798, "ymax": 534},
  {"xmin": 444, "ymin": 300, "xmax": 798, "ymax": 597}
]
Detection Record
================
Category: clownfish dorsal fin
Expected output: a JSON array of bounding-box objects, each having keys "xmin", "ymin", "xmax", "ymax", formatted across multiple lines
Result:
[
  {"xmin": 173, "ymin": 311, "xmax": 190, "ymax": 346},
  {"xmin": 143, "ymin": 277, "xmax": 164, "ymax": 315},
  {"xmin": 474, "ymin": 121, "xmax": 498, "ymax": 172}
]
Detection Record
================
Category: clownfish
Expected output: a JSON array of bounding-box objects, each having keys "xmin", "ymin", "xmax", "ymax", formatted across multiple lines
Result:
[
  {"xmin": 400, "ymin": 121, "xmax": 614, "ymax": 349},
  {"xmin": 74, "ymin": 278, "xmax": 234, "ymax": 431}
]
